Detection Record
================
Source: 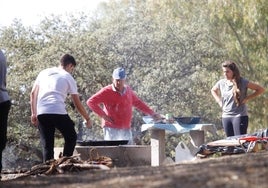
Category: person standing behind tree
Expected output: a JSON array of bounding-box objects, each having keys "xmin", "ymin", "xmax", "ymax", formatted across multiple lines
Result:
[
  {"xmin": 0, "ymin": 50, "xmax": 11, "ymax": 180},
  {"xmin": 211, "ymin": 60, "xmax": 265, "ymax": 137},
  {"xmin": 86, "ymin": 67, "xmax": 161, "ymax": 144},
  {"xmin": 30, "ymin": 54, "xmax": 91, "ymax": 162}
]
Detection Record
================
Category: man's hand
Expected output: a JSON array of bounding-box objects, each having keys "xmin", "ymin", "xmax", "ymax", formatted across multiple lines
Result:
[
  {"xmin": 31, "ymin": 114, "xmax": 38, "ymax": 127},
  {"xmin": 83, "ymin": 118, "xmax": 92, "ymax": 129},
  {"xmin": 151, "ymin": 113, "xmax": 164, "ymax": 121},
  {"xmin": 102, "ymin": 114, "xmax": 114, "ymax": 123}
]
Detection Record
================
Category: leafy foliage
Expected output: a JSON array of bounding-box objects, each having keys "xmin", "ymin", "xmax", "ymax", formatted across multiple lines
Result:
[{"xmin": 0, "ymin": 0, "xmax": 266, "ymax": 157}]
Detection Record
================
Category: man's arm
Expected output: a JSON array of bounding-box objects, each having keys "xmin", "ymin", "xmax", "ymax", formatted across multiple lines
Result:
[
  {"xmin": 30, "ymin": 84, "xmax": 39, "ymax": 126},
  {"xmin": 131, "ymin": 91, "xmax": 162, "ymax": 120},
  {"xmin": 86, "ymin": 88, "xmax": 109, "ymax": 118},
  {"xmin": 71, "ymin": 94, "xmax": 91, "ymax": 128},
  {"xmin": 86, "ymin": 87, "xmax": 114, "ymax": 124}
]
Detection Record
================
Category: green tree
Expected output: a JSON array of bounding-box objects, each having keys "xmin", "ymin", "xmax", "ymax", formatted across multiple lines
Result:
[
  {"xmin": 0, "ymin": 0, "xmax": 266, "ymax": 161},
  {"xmin": 207, "ymin": 0, "xmax": 268, "ymax": 131}
]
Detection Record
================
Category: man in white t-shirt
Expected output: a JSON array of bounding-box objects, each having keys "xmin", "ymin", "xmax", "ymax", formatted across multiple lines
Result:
[{"xmin": 30, "ymin": 54, "xmax": 91, "ymax": 162}]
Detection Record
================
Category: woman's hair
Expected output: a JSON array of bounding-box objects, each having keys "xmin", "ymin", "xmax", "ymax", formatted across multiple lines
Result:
[
  {"xmin": 222, "ymin": 60, "xmax": 241, "ymax": 106},
  {"xmin": 60, "ymin": 54, "xmax": 76, "ymax": 67}
]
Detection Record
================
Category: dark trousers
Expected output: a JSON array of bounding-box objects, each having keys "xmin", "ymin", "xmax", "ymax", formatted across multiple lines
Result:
[
  {"xmin": 0, "ymin": 100, "xmax": 11, "ymax": 172},
  {"xmin": 37, "ymin": 114, "xmax": 77, "ymax": 162},
  {"xmin": 222, "ymin": 116, "xmax": 248, "ymax": 137}
]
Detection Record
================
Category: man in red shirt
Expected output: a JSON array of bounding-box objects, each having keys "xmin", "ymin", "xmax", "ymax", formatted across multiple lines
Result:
[{"xmin": 87, "ymin": 67, "xmax": 160, "ymax": 144}]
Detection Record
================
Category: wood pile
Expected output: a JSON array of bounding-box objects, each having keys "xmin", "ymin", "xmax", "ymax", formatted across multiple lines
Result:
[
  {"xmin": 28, "ymin": 154, "xmax": 111, "ymax": 175},
  {"xmin": 9, "ymin": 153, "xmax": 112, "ymax": 179}
]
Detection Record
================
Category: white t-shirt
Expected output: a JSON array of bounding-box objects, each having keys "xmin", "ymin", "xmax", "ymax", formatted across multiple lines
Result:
[{"xmin": 34, "ymin": 67, "xmax": 78, "ymax": 115}]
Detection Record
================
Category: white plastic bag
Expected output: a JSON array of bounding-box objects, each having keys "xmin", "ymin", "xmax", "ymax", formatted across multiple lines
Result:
[{"xmin": 175, "ymin": 141, "xmax": 194, "ymax": 163}]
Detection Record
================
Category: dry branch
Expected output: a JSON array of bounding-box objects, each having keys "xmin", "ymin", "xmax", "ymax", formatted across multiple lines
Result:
[{"xmin": 14, "ymin": 154, "xmax": 112, "ymax": 178}]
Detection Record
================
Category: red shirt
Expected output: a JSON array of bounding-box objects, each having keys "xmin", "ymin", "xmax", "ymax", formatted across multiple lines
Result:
[{"xmin": 87, "ymin": 84, "xmax": 154, "ymax": 129}]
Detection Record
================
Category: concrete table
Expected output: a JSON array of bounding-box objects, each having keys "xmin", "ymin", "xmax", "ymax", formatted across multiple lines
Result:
[
  {"xmin": 54, "ymin": 145, "xmax": 151, "ymax": 167},
  {"xmin": 141, "ymin": 123, "xmax": 217, "ymax": 166}
]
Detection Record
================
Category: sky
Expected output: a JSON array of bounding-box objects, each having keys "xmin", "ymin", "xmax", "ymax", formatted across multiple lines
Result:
[{"xmin": 0, "ymin": 0, "xmax": 108, "ymax": 27}]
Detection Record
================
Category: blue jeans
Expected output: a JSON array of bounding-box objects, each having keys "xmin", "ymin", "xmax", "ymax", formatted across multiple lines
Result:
[
  {"xmin": 37, "ymin": 114, "xmax": 77, "ymax": 162},
  {"xmin": 0, "ymin": 100, "xmax": 11, "ymax": 172},
  {"xmin": 222, "ymin": 116, "xmax": 248, "ymax": 137}
]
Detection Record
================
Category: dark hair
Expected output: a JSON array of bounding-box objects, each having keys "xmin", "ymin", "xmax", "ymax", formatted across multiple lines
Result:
[
  {"xmin": 60, "ymin": 54, "xmax": 76, "ymax": 67},
  {"xmin": 222, "ymin": 60, "xmax": 241, "ymax": 106}
]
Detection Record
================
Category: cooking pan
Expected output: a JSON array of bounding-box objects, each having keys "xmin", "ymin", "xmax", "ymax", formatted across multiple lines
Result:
[
  {"xmin": 174, "ymin": 116, "xmax": 201, "ymax": 125},
  {"xmin": 76, "ymin": 140, "xmax": 129, "ymax": 146}
]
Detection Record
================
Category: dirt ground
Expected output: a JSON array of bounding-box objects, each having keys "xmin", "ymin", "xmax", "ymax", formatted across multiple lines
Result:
[
  {"xmin": 1, "ymin": 151, "xmax": 268, "ymax": 188},
  {"xmin": 0, "ymin": 151, "xmax": 268, "ymax": 188}
]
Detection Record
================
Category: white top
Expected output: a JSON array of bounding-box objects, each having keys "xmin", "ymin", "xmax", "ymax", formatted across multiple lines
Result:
[{"xmin": 33, "ymin": 67, "xmax": 78, "ymax": 115}]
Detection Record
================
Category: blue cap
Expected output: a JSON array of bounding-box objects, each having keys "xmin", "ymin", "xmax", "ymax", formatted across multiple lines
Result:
[{"xmin": 112, "ymin": 67, "xmax": 126, "ymax": 79}]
